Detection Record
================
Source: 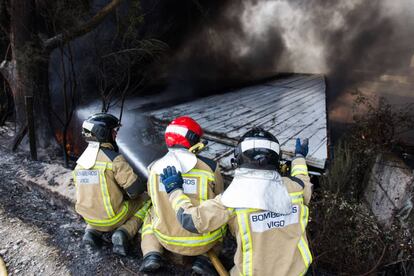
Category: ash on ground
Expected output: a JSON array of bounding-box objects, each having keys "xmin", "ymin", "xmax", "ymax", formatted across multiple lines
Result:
[{"xmin": 0, "ymin": 144, "xmax": 193, "ymax": 275}]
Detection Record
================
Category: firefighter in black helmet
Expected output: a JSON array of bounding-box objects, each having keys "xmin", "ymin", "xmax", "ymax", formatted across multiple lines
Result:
[
  {"xmin": 159, "ymin": 127, "xmax": 313, "ymax": 275},
  {"xmin": 73, "ymin": 113, "xmax": 150, "ymax": 256}
]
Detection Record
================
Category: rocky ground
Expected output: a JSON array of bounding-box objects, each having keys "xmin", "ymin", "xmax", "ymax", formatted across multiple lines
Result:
[{"xmin": 0, "ymin": 144, "xmax": 192, "ymax": 275}]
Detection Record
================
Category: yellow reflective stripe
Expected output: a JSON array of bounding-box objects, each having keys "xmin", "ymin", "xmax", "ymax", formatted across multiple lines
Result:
[
  {"xmin": 290, "ymin": 192, "xmax": 304, "ymax": 204},
  {"xmin": 84, "ymin": 202, "xmax": 129, "ymax": 227},
  {"xmin": 142, "ymin": 224, "xmax": 154, "ymax": 236},
  {"xmin": 134, "ymin": 200, "xmax": 152, "ymax": 221},
  {"xmin": 291, "ymin": 165, "xmax": 308, "ymax": 177},
  {"xmin": 292, "ymin": 198, "xmax": 304, "ymax": 204},
  {"xmin": 76, "ymin": 161, "xmax": 113, "ymax": 171},
  {"xmin": 199, "ymin": 175, "xmax": 206, "ymax": 202},
  {"xmin": 181, "ymin": 174, "xmax": 203, "ymax": 202},
  {"xmin": 299, "ymin": 204, "xmax": 309, "ymax": 233},
  {"xmin": 238, "ymin": 208, "xmax": 258, "ymax": 213},
  {"xmin": 153, "ymin": 226, "xmax": 225, "ymax": 247},
  {"xmin": 189, "ymin": 169, "xmax": 215, "ymax": 181},
  {"xmin": 75, "ymin": 161, "xmax": 116, "ymax": 221},
  {"xmin": 141, "ymin": 213, "xmax": 154, "ymax": 237},
  {"xmin": 182, "ymin": 170, "xmax": 210, "ymax": 202},
  {"xmin": 142, "ymin": 228, "xmax": 153, "ymax": 236},
  {"xmin": 292, "ymin": 164, "xmax": 308, "ymax": 170},
  {"xmin": 149, "ymin": 173, "xmax": 159, "ymax": 217},
  {"xmin": 77, "ymin": 160, "xmax": 115, "ymax": 218},
  {"xmin": 289, "ymin": 191, "xmax": 304, "ymax": 197},
  {"xmin": 93, "ymin": 161, "xmax": 113, "ymax": 170},
  {"xmin": 99, "ymin": 170, "xmax": 116, "ymax": 217},
  {"xmin": 72, "ymin": 171, "xmax": 77, "ymax": 188},
  {"xmin": 236, "ymin": 210, "xmax": 253, "ymax": 276},
  {"xmin": 172, "ymin": 194, "xmax": 192, "ymax": 212},
  {"xmin": 297, "ymin": 236, "xmax": 312, "ymax": 269}
]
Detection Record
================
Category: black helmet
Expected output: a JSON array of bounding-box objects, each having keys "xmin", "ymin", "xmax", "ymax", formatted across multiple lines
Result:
[
  {"xmin": 82, "ymin": 113, "xmax": 121, "ymax": 143},
  {"xmin": 234, "ymin": 127, "xmax": 281, "ymax": 170}
]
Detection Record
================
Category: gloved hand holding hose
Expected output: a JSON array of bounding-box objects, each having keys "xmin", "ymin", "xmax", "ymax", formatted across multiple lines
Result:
[
  {"xmin": 160, "ymin": 166, "xmax": 183, "ymax": 193},
  {"xmin": 295, "ymin": 138, "xmax": 309, "ymax": 157}
]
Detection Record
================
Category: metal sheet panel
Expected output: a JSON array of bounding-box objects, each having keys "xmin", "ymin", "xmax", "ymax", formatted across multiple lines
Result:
[{"xmin": 150, "ymin": 74, "xmax": 328, "ymax": 172}]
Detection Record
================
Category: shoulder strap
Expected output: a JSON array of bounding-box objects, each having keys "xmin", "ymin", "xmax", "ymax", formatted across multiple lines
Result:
[
  {"xmin": 288, "ymin": 176, "xmax": 305, "ymax": 189},
  {"xmin": 101, "ymin": 148, "xmax": 121, "ymax": 161},
  {"xmin": 197, "ymin": 155, "xmax": 217, "ymax": 172}
]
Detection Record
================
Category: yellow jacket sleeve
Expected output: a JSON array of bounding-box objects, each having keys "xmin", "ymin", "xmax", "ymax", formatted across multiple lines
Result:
[
  {"xmin": 291, "ymin": 156, "xmax": 313, "ymax": 205},
  {"xmin": 169, "ymin": 189, "xmax": 233, "ymax": 234},
  {"xmin": 112, "ymin": 155, "xmax": 145, "ymax": 198}
]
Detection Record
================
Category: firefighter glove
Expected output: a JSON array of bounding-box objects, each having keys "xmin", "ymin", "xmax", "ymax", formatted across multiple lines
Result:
[
  {"xmin": 160, "ymin": 166, "xmax": 183, "ymax": 193},
  {"xmin": 295, "ymin": 138, "xmax": 309, "ymax": 157}
]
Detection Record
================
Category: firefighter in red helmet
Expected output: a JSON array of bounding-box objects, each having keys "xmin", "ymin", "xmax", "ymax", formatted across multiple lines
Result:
[{"xmin": 139, "ymin": 116, "xmax": 225, "ymax": 275}]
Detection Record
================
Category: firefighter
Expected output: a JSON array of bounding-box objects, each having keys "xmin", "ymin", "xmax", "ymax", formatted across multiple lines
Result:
[
  {"xmin": 139, "ymin": 116, "xmax": 225, "ymax": 275},
  {"xmin": 73, "ymin": 113, "xmax": 151, "ymax": 256},
  {"xmin": 160, "ymin": 127, "xmax": 313, "ymax": 276}
]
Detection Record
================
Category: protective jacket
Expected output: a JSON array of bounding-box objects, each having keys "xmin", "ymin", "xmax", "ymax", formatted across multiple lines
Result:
[
  {"xmin": 142, "ymin": 151, "xmax": 225, "ymax": 256},
  {"xmin": 168, "ymin": 157, "xmax": 312, "ymax": 275},
  {"xmin": 73, "ymin": 143, "xmax": 149, "ymax": 234}
]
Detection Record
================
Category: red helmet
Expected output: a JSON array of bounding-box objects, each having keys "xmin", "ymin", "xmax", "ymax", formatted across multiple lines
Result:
[{"xmin": 165, "ymin": 116, "xmax": 203, "ymax": 148}]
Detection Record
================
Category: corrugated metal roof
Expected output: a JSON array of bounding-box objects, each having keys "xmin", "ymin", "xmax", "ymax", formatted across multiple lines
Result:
[{"xmin": 149, "ymin": 74, "xmax": 328, "ymax": 174}]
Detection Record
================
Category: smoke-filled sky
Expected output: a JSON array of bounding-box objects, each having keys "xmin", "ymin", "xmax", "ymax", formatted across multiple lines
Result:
[{"xmin": 159, "ymin": 0, "xmax": 414, "ymax": 101}]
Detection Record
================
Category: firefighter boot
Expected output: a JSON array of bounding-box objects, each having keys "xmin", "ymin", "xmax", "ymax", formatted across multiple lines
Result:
[
  {"xmin": 139, "ymin": 252, "xmax": 164, "ymax": 273},
  {"xmin": 192, "ymin": 255, "xmax": 218, "ymax": 276},
  {"xmin": 82, "ymin": 228, "xmax": 103, "ymax": 249},
  {"xmin": 111, "ymin": 229, "xmax": 130, "ymax": 256}
]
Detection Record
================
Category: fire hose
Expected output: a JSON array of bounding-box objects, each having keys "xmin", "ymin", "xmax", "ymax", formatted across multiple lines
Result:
[
  {"xmin": 0, "ymin": 256, "xmax": 7, "ymax": 276},
  {"xmin": 207, "ymin": 250, "xmax": 229, "ymax": 276}
]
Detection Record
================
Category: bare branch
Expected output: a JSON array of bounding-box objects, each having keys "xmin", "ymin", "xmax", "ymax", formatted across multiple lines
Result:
[
  {"xmin": 0, "ymin": 59, "xmax": 12, "ymax": 84},
  {"xmin": 44, "ymin": 0, "xmax": 123, "ymax": 51}
]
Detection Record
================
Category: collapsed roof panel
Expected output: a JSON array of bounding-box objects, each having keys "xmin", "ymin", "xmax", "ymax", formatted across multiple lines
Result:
[{"xmin": 149, "ymin": 74, "xmax": 328, "ymax": 173}]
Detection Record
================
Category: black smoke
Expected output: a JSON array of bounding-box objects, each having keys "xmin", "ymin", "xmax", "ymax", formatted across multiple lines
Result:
[
  {"xmin": 140, "ymin": 1, "xmax": 287, "ymax": 98},
  {"xmin": 294, "ymin": 0, "xmax": 414, "ymax": 104},
  {"xmin": 148, "ymin": 0, "xmax": 414, "ymax": 104}
]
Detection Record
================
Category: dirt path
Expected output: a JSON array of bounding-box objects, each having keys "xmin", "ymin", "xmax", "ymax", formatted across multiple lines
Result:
[
  {"xmin": 0, "ymin": 146, "xmax": 190, "ymax": 275},
  {"xmin": 0, "ymin": 207, "xmax": 71, "ymax": 275}
]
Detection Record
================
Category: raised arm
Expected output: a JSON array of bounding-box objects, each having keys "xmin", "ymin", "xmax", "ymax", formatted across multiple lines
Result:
[{"xmin": 292, "ymin": 138, "xmax": 313, "ymax": 205}]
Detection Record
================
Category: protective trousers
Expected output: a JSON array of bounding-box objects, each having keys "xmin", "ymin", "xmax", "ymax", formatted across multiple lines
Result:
[
  {"xmin": 88, "ymin": 196, "xmax": 150, "ymax": 239},
  {"xmin": 141, "ymin": 212, "xmax": 164, "ymax": 255}
]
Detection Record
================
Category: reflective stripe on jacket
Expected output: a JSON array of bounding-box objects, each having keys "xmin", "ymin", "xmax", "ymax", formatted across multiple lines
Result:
[
  {"xmin": 73, "ymin": 144, "xmax": 140, "ymax": 227},
  {"xmin": 145, "ymin": 157, "xmax": 225, "ymax": 256},
  {"xmin": 232, "ymin": 190, "xmax": 311, "ymax": 276},
  {"xmin": 169, "ymin": 156, "xmax": 313, "ymax": 275}
]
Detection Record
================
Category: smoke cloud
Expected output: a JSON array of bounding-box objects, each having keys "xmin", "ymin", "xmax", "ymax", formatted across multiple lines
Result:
[{"xmin": 162, "ymin": 0, "xmax": 414, "ymax": 104}]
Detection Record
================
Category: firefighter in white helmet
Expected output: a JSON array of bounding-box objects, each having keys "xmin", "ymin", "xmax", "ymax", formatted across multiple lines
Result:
[
  {"xmin": 73, "ymin": 113, "xmax": 151, "ymax": 256},
  {"xmin": 139, "ymin": 116, "xmax": 225, "ymax": 275},
  {"xmin": 160, "ymin": 127, "xmax": 313, "ymax": 275}
]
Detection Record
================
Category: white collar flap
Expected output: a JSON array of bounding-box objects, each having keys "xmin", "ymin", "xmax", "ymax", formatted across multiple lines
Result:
[
  {"xmin": 76, "ymin": 142, "xmax": 100, "ymax": 169},
  {"xmin": 221, "ymin": 168, "xmax": 292, "ymax": 214},
  {"xmin": 151, "ymin": 148, "xmax": 197, "ymax": 174}
]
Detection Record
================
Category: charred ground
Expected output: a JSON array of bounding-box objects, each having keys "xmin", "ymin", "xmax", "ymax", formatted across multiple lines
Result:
[{"xmin": 0, "ymin": 144, "xmax": 192, "ymax": 275}]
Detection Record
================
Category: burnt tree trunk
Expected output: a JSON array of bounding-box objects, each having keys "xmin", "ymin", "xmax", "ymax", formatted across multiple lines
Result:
[
  {"xmin": 0, "ymin": 0, "xmax": 123, "ymax": 151},
  {"xmin": 8, "ymin": 0, "xmax": 54, "ymax": 148},
  {"xmin": 9, "ymin": 0, "xmax": 36, "ymax": 145}
]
